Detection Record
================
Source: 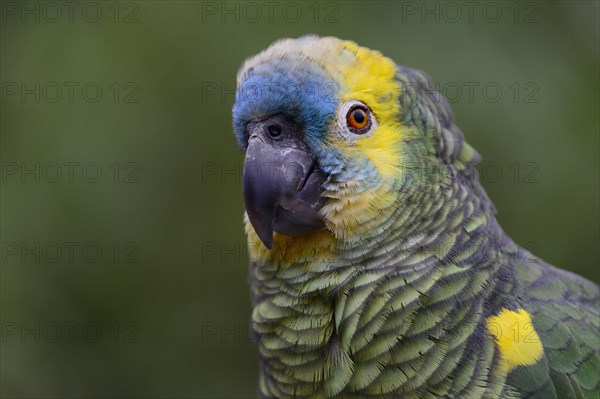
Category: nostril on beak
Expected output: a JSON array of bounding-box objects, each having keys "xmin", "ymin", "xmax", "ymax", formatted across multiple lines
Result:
[{"xmin": 267, "ymin": 124, "xmax": 282, "ymax": 138}]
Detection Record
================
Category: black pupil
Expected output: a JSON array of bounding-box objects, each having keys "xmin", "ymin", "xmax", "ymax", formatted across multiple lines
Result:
[{"xmin": 353, "ymin": 110, "xmax": 365, "ymax": 124}]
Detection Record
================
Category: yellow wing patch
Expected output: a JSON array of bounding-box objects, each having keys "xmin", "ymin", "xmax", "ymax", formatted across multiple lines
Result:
[{"xmin": 486, "ymin": 308, "xmax": 544, "ymax": 373}]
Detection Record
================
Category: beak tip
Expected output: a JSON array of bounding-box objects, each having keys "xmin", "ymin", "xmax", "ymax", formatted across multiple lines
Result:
[
  {"xmin": 262, "ymin": 238, "xmax": 273, "ymax": 250},
  {"xmin": 257, "ymin": 230, "xmax": 273, "ymax": 250},
  {"xmin": 248, "ymin": 215, "xmax": 274, "ymax": 251}
]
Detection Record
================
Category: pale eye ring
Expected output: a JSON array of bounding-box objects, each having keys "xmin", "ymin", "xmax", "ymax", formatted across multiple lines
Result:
[{"xmin": 338, "ymin": 101, "xmax": 377, "ymax": 137}]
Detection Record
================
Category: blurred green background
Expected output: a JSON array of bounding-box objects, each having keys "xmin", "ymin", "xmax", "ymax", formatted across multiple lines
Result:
[{"xmin": 1, "ymin": 1, "xmax": 598, "ymax": 398}]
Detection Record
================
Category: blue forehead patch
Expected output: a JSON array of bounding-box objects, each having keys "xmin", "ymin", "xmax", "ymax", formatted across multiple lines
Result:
[{"xmin": 232, "ymin": 59, "xmax": 339, "ymax": 151}]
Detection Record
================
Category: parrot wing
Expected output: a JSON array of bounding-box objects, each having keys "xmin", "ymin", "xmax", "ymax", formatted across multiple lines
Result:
[{"xmin": 507, "ymin": 259, "xmax": 600, "ymax": 399}]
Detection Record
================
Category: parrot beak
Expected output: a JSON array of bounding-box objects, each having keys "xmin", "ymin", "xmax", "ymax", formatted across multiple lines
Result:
[{"xmin": 242, "ymin": 115, "xmax": 327, "ymax": 249}]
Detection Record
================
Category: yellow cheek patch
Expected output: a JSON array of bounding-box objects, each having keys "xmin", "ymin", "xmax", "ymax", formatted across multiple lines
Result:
[
  {"xmin": 336, "ymin": 41, "xmax": 403, "ymax": 180},
  {"xmin": 486, "ymin": 308, "xmax": 544, "ymax": 373},
  {"xmin": 321, "ymin": 184, "xmax": 397, "ymax": 239}
]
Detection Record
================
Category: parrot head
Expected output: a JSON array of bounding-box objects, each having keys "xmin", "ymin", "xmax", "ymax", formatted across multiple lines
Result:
[{"xmin": 232, "ymin": 35, "xmax": 482, "ymax": 252}]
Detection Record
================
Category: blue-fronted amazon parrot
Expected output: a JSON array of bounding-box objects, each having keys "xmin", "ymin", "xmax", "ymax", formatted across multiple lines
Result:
[{"xmin": 231, "ymin": 35, "xmax": 600, "ymax": 398}]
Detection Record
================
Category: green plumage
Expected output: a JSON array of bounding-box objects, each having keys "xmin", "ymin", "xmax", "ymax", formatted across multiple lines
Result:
[
  {"xmin": 234, "ymin": 36, "xmax": 600, "ymax": 398},
  {"xmin": 505, "ymin": 261, "xmax": 599, "ymax": 398},
  {"xmin": 249, "ymin": 235, "xmax": 599, "ymax": 398}
]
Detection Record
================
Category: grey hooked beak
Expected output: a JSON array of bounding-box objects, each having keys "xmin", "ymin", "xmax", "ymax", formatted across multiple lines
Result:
[{"xmin": 242, "ymin": 115, "xmax": 326, "ymax": 249}]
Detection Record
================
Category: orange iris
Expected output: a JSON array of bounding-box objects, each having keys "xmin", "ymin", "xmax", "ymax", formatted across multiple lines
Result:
[{"xmin": 347, "ymin": 107, "xmax": 369, "ymax": 131}]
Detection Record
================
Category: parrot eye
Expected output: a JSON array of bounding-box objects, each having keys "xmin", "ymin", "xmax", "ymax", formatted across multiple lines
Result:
[
  {"xmin": 338, "ymin": 100, "xmax": 377, "ymax": 138},
  {"xmin": 346, "ymin": 106, "xmax": 371, "ymax": 133}
]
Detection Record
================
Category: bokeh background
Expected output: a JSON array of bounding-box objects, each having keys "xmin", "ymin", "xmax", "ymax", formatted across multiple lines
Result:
[{"xmin": 1, "ymin": 1, "xmax": 598, "ymax": 397}]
